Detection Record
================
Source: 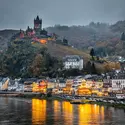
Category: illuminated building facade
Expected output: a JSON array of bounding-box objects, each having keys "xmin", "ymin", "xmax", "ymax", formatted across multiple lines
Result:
[
  {"xmin": 63, "ymin": 55, "xmax": 83, "ymax": 70},
  {"xmin": 111, "ymin": 79, "xmax": 125, "ymax": 91}
]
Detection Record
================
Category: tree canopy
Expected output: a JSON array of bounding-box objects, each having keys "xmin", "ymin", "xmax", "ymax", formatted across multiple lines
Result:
[{"xmin": 0, "ymin": 39, "xmax": 63, "ymax": 78}]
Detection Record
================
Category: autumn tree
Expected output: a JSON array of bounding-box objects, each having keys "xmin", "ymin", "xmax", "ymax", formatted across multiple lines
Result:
[
  {"xmin": 29, "ymin": 49, "xmax": 64, "ymax": 78},
  {"xmin": 29, "ymin": 54, "xmax": 44, "ymax": 77},
  {"xmin": 2, "ymin": 40, "xmax": 36, "ymax": 78},
  {"xmin": 103, "ymin": 62, "xmax": 120, "ymax": 73}
]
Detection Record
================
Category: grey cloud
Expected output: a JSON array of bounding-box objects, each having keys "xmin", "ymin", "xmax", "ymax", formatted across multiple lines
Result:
[{"xmin": 0, "ymin": 0, "xmax": 125, "ymax": 29}]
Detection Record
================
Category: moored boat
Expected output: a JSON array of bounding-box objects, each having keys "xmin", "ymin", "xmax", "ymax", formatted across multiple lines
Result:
[{"xmin": 70, "ymin": 99, "xmax": 85, "ymax": 104}]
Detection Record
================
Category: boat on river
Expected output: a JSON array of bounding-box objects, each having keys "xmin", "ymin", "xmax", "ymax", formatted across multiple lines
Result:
[
  {"xmin": 70, "ymin": 99, "xmax": 92, "ymax": 104},
  {"xmin": 70, "ymin": 99, "xmax": 85, "ymax": 104}
]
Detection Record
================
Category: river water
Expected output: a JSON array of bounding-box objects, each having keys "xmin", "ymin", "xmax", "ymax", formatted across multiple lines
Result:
[{"xmin": 0, "ymin": 97, "xmax": 125, "ymax": 125}]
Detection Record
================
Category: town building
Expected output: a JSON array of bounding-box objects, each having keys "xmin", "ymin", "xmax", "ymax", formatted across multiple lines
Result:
[
  {"xmin": 103, "ymin": 79, "xmax": 112, "ymax": 88},
  {"xmin": 0, "ymin": 78, "xmax": 9, "ymax": 91},
  {"xmin": 63, "ymin": 55, "xmax": 83, "ymax": 70},
  {"xmin": 58, "ymin": 79, "xmax": 66, "ymax": 88},
  {"xmin": 0, "ymin": 77, "xmax": 3, "ymax": 90},
  {"xmin": 111, "ymin": 79, "xmax": 125, "ymax": 91},
  {"xmin": 26, "ymin": 26, "xmax": 35, "ymax": 37}
]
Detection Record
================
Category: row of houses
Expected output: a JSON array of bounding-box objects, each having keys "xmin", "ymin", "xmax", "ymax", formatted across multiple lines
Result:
[
  {"xmin": 103, "ymin": 79, "xmax": 125, "ymax": 91},
  {"xmin": 1, "ymin": 76, "xmax": 125, "ymax": 97},
  {"xmin": 0, "ymin": 77, "xmax": 66, "ymax": 92}
]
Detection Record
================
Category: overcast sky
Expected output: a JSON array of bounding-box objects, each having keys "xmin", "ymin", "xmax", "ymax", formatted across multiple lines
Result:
[{"xmin": 0, "ymin": 0, "xmax": 125, "ymax": 29}]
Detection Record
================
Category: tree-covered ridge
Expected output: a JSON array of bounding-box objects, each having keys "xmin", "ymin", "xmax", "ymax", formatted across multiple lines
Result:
[
  {"xmin": 0, "ymin": 38, "xmax": 63, "ymax": 78},
  {"xmin": 0, "ymin": 34, "xmax": 121, "ymax": 78},
  {"xmin": 0, "ymin": 20, "xmax": 124, "ymax": 77},
  {"xmin": 1, "ymin": 20, "xmax": 125, "ymax": 56},
  {"xmin": 0, "ymin": 33, "xmax": 90, "ymax": 78},
  {"xmin": 46, "ymin": 21, "xmax": 125, "ymax": 57}
]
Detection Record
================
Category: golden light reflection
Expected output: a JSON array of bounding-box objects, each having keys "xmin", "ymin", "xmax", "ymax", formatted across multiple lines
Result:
[
  {"xmin": 62, "ymin": 101, "xmax": 73, "ymax": 125},
  {"xmin": 53, "ymin": 100, "xmax": 61, "ymax": 121},
  {"xmin": 31, "ymin": 99, "xmax": 105, "ymax": 125},
  {"xmin": 32, "ymin": 99, "xmax": 46, "ymax": 125},
  {"xmin": 78, "ymin": 104, "xmax": 104, "ymax": 125}
]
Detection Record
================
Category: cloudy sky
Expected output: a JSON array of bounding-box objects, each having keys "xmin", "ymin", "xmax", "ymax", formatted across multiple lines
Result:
[{"xmin": 0, "ymin": 0, "xmax": 125, "ymax": 29}]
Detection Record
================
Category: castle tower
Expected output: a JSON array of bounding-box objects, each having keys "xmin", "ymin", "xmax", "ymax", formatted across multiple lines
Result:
[
  {"xmin": 19, "ymin": 29, "xmax": 24, "ymax": 38},
  {"xmin": 34, "ymin": 15, "xmax": 42, "ymax": 34}
]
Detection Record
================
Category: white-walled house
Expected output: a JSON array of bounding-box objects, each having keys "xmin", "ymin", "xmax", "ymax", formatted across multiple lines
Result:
[
  {"xmin": 63, "ymin": 55, "xmax": 83, "ymax": 70},
  {"xmin": 111, "ymin": 79, "xmax": 125, "ymax": 91},
  {"xmin": 0, "ymin": 81, "xmax": 3, "ymax": 90}
]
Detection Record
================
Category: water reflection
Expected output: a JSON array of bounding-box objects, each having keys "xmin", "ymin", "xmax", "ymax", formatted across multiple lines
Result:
[
  {"xmin": 1, "ymin": 97, "xmax": 125, "ymax": 125},
  {"xmin": 62, "ymin": 101, "xmax": 73, "ymax": 125},
  {"xmin": 78, "ymin": 104, "xmax": 104, "ymax": 125},
  {"xmin": 53, "ymin": 100, "xmax": 61, "ymax": 121},
  {"xmin": 31, "ymin": 99, "xmax": 125, "ymax": 125},
  {"xmin": 31, "ymin": 99, "xmax": 105, "ymax": 125},
  {"xmin": 32, "ymin": 99, "xmax": 46, "ymax": 125}
]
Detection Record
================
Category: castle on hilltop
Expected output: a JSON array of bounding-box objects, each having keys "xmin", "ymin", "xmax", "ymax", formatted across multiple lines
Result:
[
  {"xmin": 34, "ymin": 15, "xmax": 42, "ymax": 33},
  {"xmin": 26, "ymin": 15, "xmax": 42, "ymax": 36},
  {"xmin": 11, "ymin": 15, "xmax": 57, "ymax": 44}
]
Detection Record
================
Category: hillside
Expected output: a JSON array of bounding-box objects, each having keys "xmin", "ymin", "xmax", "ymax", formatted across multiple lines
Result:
[
  {"xmin": 0, "ymin": 20, "xmax": 125, "ymax": 56},
  {"xmin": 0, "ymin": 37, "xmax": 91, "ymax": 78},
  {"xmin": 0, "ymin": 35, "xmax": 121, "ymax": 77},
  {"xmin": 32, "ymin": 41, "xmax": 90, "ymax": 63},
  {"xmin": 32, "ymin": 41, "xmax": 121, "ymax": 73},
  {"xmin": 0, "ymin": 29, "xmax": 18, "ymax": 50},
  {"xmin": 46, "ymin": 22, "xmax": 125, "ymax": 56}
]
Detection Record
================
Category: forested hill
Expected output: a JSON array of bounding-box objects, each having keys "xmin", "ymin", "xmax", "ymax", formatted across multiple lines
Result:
[
  {"xmin": 46, "ymin": 21, "xmax": 125, "ymax": 56},
  {"xmin": 0, "ymin": 20, "xmax": 125, "ymax": 56},
  {"xmin": 0, "ymin": 29, "xmax": 18, "ymax": 49}
]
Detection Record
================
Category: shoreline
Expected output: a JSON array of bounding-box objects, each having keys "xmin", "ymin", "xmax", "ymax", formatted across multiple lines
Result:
[
  {"xmin": 0, "ymin": 93, "xmax": 70, "ymax": 101},
  {"xmin": 1, "ymin": 93, "xmax": 125, "ymax": 109},
  {"xmin": 88, "ymin": 101, "xmax": 125, "ymax": 109}
]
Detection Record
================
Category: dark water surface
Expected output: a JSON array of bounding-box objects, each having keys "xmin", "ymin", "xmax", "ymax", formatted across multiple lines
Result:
[{"xmin": 0, "ymin": 97, "xmax": 125, "ymax": 125}]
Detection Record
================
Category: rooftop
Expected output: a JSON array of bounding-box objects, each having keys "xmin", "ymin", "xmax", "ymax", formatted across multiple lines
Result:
[{"xmin": 63, "ymin": 55, "xmax": 82, "ymax": 62}]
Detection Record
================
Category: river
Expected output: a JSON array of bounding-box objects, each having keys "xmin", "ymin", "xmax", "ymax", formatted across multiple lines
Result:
[{"xmin": 0, "ymin": 97, "xmax": 125, "ymax": 125}]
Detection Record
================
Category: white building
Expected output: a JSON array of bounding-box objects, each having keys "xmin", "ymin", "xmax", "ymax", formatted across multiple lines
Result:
[
  {"xmin": 0, "ymin": 80, "xmax": 3, "ymax": 90},
  {"xmin": 58, "ymin": 82, "xmax": 66, "ymax": 88},
  {"xmin": 111, "ymin": 79, "xmax": 125, "ymax": 91},
  {"xmin": 63, "ymin": 55, "xmax": 83, "ymax": 70}
]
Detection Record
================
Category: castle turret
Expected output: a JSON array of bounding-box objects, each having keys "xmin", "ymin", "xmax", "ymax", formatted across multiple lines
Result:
[
  {"xmin": 34, "ymin": 15, "xmax": 42, "ymax": 34},
  {"xmin": 19, "ymin": 29, "xmax": 24, "ymax": 38}
]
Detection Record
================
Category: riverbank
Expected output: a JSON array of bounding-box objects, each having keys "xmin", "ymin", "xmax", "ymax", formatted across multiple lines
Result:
[
  {"xmin": 1, "ymin": 92, "xmax": 125, "ymax": 109},
  {"xmin": 0, "ymin": 92, "xmax": 70, "ymax": 101},
  {"xmin": 15, "ymin": 95, "xmax": 125, "ymax": 109},
  {"xmin": 88, "ymin": 101, "xmax": 125, "ymax": 109}
]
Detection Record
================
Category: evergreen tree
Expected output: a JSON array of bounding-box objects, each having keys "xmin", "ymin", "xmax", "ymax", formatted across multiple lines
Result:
[
  {"xmin": 86, "ymin": 61, "xmax": 92, "ymax": 74},
  {"xmin": 91, "ymin": 63, "xmax": 97, "ymax": 74},
  {"xmin": 63, "ymin": 38, "xmax": 68, "ymax": 46},
  {"xmin": 90, "ymin": 48, "xmax": 95, "ymax": 60},
  {"xmin": 121, "ymin": 32, "xmax": 125, "ymax": 41},
  {"xmin": 40, "ymin": 29, "xmax": 48, "ymax": 35}
]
